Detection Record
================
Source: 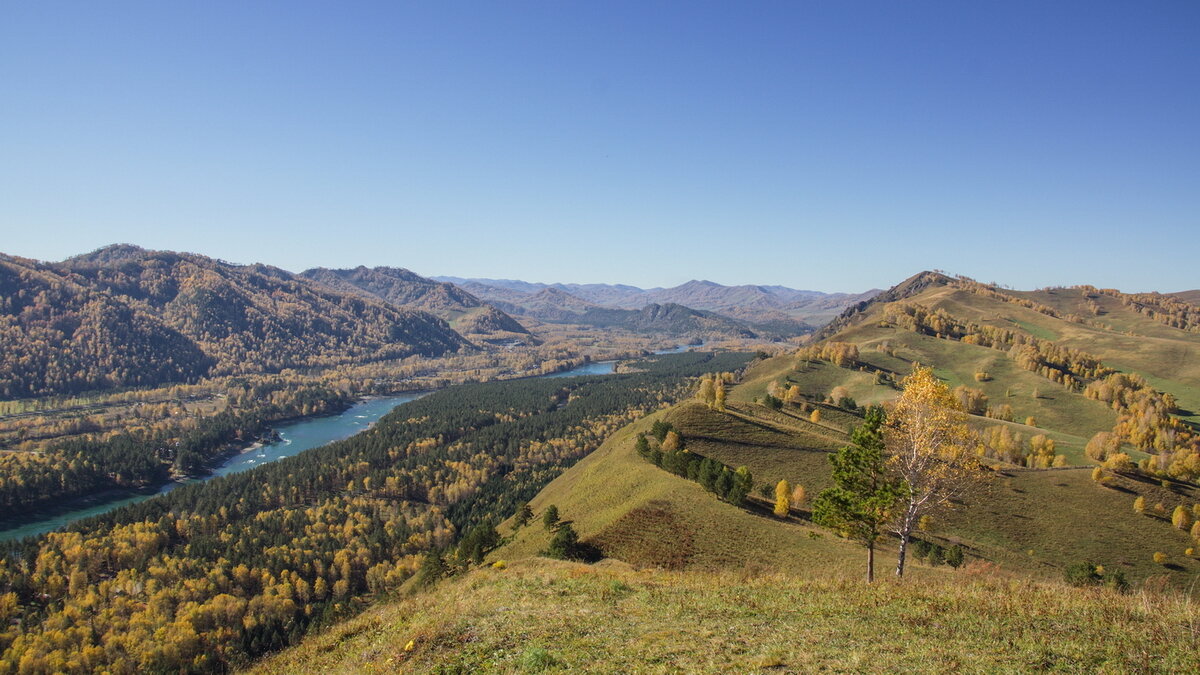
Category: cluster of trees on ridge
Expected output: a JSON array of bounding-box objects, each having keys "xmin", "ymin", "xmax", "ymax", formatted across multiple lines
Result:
[{"xmin": 0, "ymin": 352, "xmax": 752, "ymax": 673}]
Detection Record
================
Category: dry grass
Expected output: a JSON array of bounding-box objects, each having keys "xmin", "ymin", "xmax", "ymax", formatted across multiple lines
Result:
[{"xmin": 251, "ymin": 557, "xmax": 1200, "ymax": 674}]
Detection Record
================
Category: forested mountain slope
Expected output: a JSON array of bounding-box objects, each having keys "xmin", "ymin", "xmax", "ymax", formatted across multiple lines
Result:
[
  {"xmin": 299, "ymin": 266, "xmax": 531, "ymax": 340},
  {"xmin": 0, "ymin": 246, "xmax": 470, "ymax": 399}
]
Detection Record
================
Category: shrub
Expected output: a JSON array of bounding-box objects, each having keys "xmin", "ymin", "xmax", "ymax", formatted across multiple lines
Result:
[
  {"xmin": 522, "ymin": 646, "xmax": 557, "ymax": 672},
  {"xmin": 1064, "ymin": 561, "xmax": 1101, "ymax": 587},
  {"xmin": 1133, "ymin": 496, "xmax": 1146, "ymax": 514},
  {"xmin": 1104, "ymin": 569, "xmax": 1130, "ymax": 593},
  {"xmin": 1153, "ymin": 551, "xmax": 1168, "ymax": 565}
]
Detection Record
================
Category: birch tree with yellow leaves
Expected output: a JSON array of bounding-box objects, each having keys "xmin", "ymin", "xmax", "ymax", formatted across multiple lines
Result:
[{"xmin": 887, "ymin": 366, "xmax": 982, "ymax": 577}]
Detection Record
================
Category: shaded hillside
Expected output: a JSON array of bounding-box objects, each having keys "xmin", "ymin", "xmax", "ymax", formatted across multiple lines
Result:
[
  {"xmin": 0, "ymin": 254, "xmax": 214, "ymax": 399},
  {"xmin": 0, "ymin": 246, "xmax": 470, "ymax": 399},
  {"xmin": 300, "ymin": 266, "xmax": 530, "ymax": 339}
]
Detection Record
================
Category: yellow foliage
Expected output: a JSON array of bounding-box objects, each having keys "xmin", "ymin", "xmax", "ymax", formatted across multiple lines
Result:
[{"xmin": 774, "ymin": 480, "xmax": 791, "ymax": 518}]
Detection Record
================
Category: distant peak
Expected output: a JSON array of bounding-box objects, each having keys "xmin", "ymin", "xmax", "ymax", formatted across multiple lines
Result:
[{"xmin": 62, "ymin": 243, "xmax": 149, "ymax": 265}]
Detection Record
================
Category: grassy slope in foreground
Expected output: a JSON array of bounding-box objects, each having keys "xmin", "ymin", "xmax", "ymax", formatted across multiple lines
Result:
[{"xmin": 251, "ymin": 557, "xmax": 1199, "ymax": 674}]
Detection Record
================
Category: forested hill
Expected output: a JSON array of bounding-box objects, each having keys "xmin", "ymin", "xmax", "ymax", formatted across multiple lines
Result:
[
  {"xmin": 299, "ymin": 266, "xmax": 530, "ymax": 338},
  {"xmin": 0, "ymin": 246, "xmax": 470, "ymax": 399}
]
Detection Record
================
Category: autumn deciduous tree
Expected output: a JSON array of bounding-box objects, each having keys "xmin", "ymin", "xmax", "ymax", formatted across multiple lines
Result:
[
  {"xmin": 791, "ymin": 483, "xmax": 806, "ymax": 507},
  {"xmin": 812, "ymin": 406, "xmax": 902, "ymax": 582},
  {"xmin": 1173, "ymin": 505, "xmax": 1193, "ymax": 530},
  {"xmin": 1133, "ymin": 496, "xmax": 1146, "ymax": 515},
  {"xmin": 774, "ymin": 479, "xmax": 791, "ymax": 517},
  {"xmin": 886, "ymin": 366, "xmax": 980, "ymax": 577},
  {"xmin": 697, "ymin": 376, "xmax": 716, "ymax": 408},
  {"xmin": 714, "ymin": 379, "xmax": 727, "ymax": 412},
  {"xmin": 1085, "ymin": 431, "xmax": 1120, "ymax": 461},
  {"xmin": 810, "ymin": 409, "xmax": 822, "ymax": 423},
  {"xmin": 661, "ymin": 430, "xmax": 682, "ymax": 453}
]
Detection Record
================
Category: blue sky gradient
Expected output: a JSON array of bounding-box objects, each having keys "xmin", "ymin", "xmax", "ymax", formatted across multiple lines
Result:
[{"xmin": 2, "ymin": 2, "xmax": 1197, "ymax": 292}]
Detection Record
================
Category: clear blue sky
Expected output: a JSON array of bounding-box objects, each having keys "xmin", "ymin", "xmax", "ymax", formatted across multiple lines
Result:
[{"xmin": 2, "ymin": 2, "xmax": 1197, "ymax": 292}]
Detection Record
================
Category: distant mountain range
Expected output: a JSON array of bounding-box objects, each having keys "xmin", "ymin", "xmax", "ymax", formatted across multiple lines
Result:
[
  {"xmin": 435, "ymin": 276, "xmax": 881, "ymax": 329},
  {"xmin": 299, "ymin": 266, "xmax": 534, "ymax": 342}
]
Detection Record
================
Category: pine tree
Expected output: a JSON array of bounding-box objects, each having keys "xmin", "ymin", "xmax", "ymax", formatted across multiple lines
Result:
[
  {"xmin": 945, "ymin": 544, "xmax": 965, "ymax": 568},
  {"xmin": 514, "ymin": 502, "xmax": 533, "ymax": 528},
  {"xmin": 546, "ymin": 523, "xmax": 580, "ymax": 560},
  {"xmin": 543, "ymin": 504, "xmax": 560, "ymax": 530},
  {"xmin": 416, "ymin": 550, "xmax": 446, "ymax": 588},
  {"xmin": 812, "ymin": 405, "xmax": 903, "ymax": 582}
]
